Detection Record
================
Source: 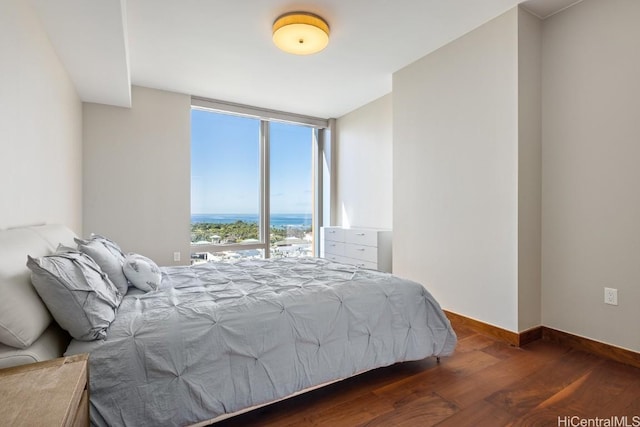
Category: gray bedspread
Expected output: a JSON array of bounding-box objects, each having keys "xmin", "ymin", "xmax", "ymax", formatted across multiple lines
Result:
[{"xmin": 65, "ymin": 257, "xmax": 457, "ymax": 426}]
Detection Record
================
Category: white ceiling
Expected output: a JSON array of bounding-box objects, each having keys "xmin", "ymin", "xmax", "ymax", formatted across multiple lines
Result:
[{"xmin": 30, "ymin": 0, "xmax": 580, "ymax": 118}]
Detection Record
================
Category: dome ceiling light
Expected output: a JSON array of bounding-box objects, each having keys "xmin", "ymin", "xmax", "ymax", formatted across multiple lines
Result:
[{"xmin": 272, "ymin": 12, "xmax": 330, "ymax": 55}]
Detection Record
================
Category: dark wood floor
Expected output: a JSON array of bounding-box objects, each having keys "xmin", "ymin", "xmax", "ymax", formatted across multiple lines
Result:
[{"xmin": 213, "ymin": 317, "xmax": 640, "ymax": 426}]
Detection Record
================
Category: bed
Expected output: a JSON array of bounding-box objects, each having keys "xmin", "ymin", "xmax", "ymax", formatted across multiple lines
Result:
[{"xmin": 0, "ymin": 224, "xmax": 457, "ymax": 426}]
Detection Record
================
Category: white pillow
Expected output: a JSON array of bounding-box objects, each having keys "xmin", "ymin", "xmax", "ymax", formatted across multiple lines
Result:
[
  {"xmin": 0, "ymin": 228, "xmax": 55, "ymax": 348},
  {"xmin": 75, "ymin": 235, "xmax": 128, "ymax": 295},
  {"xmin": 122, "ymin": 253, "xmax": 161, "ymax": 292}
]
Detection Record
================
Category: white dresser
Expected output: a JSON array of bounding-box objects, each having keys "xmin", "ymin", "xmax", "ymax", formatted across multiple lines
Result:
[{"xmin": 320, "ymin": 227, "xmax": 392, "ymax": 272}]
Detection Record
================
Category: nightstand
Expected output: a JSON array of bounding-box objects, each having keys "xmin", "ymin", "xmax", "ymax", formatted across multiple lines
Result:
[{"xmin": 0, "ymin": 353, "xmax": 89, "ymax": 426}]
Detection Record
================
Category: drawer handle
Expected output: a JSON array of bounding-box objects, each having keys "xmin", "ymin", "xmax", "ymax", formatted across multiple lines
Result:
[
  {"xmin": 328, "ymin": 230, "xmax": 336, "ymax": 233},
  {"xmin": 356, "ymin": 233, "xmax": 365, "ymax": 236},
  {"xmin": 356, "ymin": 248, "xmax": 365, "ymax": 251}
]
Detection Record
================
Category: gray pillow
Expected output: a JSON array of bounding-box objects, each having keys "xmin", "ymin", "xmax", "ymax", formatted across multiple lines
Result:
[
  {"xmin": 123, "ymin": 253, "xmax": 162, "ymax": 292},
  {"xmin": 75, "ymin": 234, "xmax": 129, "ymax": 295},
  {"xmin": 27, "ymin": 251, "xmax": 122, "ymax": 341}
]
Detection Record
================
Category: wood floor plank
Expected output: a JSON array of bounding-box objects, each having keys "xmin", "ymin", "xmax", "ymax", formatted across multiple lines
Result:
[
  {"xmin": 437, "ymin": 348, "xmax": 551, "ymax": 408},
  {"xmin": 446, "ymin": 320, "xmax": 476, "ymax": 340},
  {"xmin": 509, "ymin": 373, "xmax": 594, "ymax": 426},
  {"xmin": 363, "ymin": 392, "xmax": 458, "ymax": 427},
  {"xmin": 516, "ymin": 338, "xmax": 575, "ymax": 360},
  {"xmin": 485, "ymin": 349, "xmax": 603, "ymax": 417},
  {"xmin": 620, "ymin": 395, "xmax": 640, "ymax": 415},
  {"xmin": 372, "ymin": 350, "xmax": 499, "ymax": 403},
  {"xmin": 293, "ymin": 392, "xmax": 395, "ymax": 427},
  {"xmin": 479, "ymin": 341, "xmax": 522, "ymax": 360},
  {"xmin": 597, "ymin": 361, "xmax": 640, "ymax": 415},
  {"xmin": 455, "ymin": 333, "xmax": 501, "ymax": 353},
  {"xmin": 434, "ymin": 399, "xmax": 513, "ymax": 427},
  {"xmin": 519, "ymin": 358, "xmax": 640, "ymax": 423}
]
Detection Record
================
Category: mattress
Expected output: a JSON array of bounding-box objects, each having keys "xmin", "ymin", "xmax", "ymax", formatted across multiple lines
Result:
[{"xmin": 66, "ymin": 257, "xmax": 457, "ymax": 426}]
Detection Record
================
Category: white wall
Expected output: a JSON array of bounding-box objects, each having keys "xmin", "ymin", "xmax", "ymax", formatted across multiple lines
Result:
[
  {"xmin": 0, "ymin": 0, "xmax": 82, "ymax": 233},
  {"xmin": 393, "ymin": 9, "xmax": 520, "ymax": 332},
  {"xmin": 83, "ymin": 86, "xmax": 191, "ymax": 266},
  {"xmin": 517, "ymin": 8, "xmax": 542, "ymax": 331},
  {"xmin": 542, "ymin": 0, "xmax": 640, "ymax": 351},
  {"xmin": 335, "ymin": 94, "xmax": 392, "ymax": 229}
]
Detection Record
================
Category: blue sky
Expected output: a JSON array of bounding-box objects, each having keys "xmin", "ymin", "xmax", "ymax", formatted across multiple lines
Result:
[{"xmin": 191, "ymin": 109, "xmax": 313, "ymax": 214}]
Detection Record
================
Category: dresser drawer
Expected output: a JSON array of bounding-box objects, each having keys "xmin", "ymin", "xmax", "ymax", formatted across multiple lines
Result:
[
  {"xmin": 343, "ymin": 257, "xmax": 378, "ymax": 270},
  {"xmin": 323, "ymin": 253, "xmax": 348, "ymax": 263},
  {"xmin": 323, "ymin": 254, "xmax": 377, "ymax": 270},
  {"xmin": 345, "ymin": 243, "xmax": 378, "ymax": 264},
  {"xmin": 345, "ymin": 229, "xmax": 378, "ymax": 247},
  {"xmin": 323, "ymin": 240, "xmax": 345, "ymax": 256},
  {"xmin": 322, "ymin": 227, "xmax": 345, "ymax": 242}
]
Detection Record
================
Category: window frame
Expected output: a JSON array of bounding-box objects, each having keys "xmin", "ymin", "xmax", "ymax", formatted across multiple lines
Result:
[{"xmin": 190, "ymin": 97, "xmax": 331, "ymax": 259}]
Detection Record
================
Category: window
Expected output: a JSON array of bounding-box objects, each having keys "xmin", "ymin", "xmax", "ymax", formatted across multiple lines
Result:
[
  {"xmin": 190, "ymin": 101, "xmax": 328, "ymax": 264},
  {"xmin": 270, "ymin": 122, "xmax": 314, "ymax": 259},
  {"xmin": 191, "ymin": 111, "xmax": 261, "ymax": 245}
]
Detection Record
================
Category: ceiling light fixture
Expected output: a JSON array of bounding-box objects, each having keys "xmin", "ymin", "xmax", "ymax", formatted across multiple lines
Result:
[{"xmin": 272, "ymin": 12, "xmax": 329, "ymax": 55}]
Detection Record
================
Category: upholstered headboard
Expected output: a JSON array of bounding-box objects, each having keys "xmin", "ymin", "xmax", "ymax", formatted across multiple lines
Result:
[{"xmin": 0, "ymin": 224, "xmax": 77, "ymax": 368}]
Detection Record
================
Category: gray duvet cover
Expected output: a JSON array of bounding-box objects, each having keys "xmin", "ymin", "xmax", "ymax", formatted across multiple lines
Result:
[{"xmin": 66, "ymin": 257, "xmax": 457, "ymax": 426}]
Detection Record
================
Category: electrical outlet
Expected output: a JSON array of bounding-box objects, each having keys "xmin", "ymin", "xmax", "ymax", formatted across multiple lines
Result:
[
  {"xmin": 173, "ymin": 252, "xmax": 181, "ymax": 262},
  {"xmin": 604, "ymin": 287, "xmax": 618, "ymax": 306}
]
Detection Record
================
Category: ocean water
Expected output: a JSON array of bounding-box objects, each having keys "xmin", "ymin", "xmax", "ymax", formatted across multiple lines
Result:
[{"xmin": 191, "ymin": 213, "xmax": 311, "ymax": 228}]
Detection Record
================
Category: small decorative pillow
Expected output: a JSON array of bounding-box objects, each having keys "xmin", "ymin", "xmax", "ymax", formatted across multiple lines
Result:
[
  {"xmin": 122, "ymin": 253, "xmax": 161, "ymax": 292},
  {"xmin": 75, "ymin": 234, "xmax": 129, "ymax": 295},
  {"xmin": 27, "ymin": 251, "xmax": 122, "ymax": 341}
]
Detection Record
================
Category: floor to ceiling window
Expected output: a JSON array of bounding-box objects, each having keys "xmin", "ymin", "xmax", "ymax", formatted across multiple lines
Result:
[
  {"xmin": 269, "ymin": 122, "xmax": 314, "ymax": 259},
  {"xmin": 190, "ymin": 103, "xmax": 324, "ymax": 263}
]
